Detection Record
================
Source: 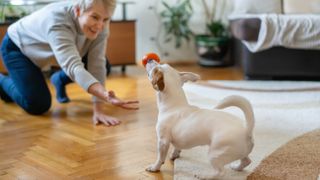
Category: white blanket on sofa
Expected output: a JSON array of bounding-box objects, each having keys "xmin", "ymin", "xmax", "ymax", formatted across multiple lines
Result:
[{"xmin": 230, "ymin": 14, "xmax": 320, "ymax": 52}]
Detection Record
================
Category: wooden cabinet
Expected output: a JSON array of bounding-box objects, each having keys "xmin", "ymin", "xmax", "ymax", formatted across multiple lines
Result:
[
  {"xmin": 0, "ymin": 20, "xmax": 136, "ymax": 73},
  {"xmin": 0, "ymin": 25, "xmax": 8, "ymax": 72},
  {"xmin": 107, "ymin": 21, "xmax": 136, "ymax": 66}
]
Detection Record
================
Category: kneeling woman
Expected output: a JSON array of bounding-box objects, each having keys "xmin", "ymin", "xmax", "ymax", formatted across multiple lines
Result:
[{"xmin": 0, "ymin": 0, "xmax": 138, "ymax": 126}]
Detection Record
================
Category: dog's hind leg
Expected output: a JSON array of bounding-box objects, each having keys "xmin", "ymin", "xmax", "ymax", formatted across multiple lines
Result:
[
  {"xmin": 146, "ymin": 138, "xmax": 170, "ymax": 172},
  {"xmin": 170, "ymin": 148, "xmax": 181, "ymax": 161},
  {"xmin": 195, "ymin": 147, "xmax": 235, "ymax": 179},
  {"xmin": 195, "ymin": 156, "xmax": 226, "ymax": 180},
  {"xmin": 230, "ymin": 156, "xmax": 251, "ymax": 171}
]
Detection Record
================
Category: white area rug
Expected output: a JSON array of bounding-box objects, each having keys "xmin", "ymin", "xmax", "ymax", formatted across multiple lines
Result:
[{"xmin": 174, "ymin": 80, "xmax": 320, "ymax": 180}]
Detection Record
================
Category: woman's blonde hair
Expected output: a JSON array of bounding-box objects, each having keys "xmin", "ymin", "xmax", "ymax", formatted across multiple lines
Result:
[{"xmin": 74, "ymin": 0, "xmax": 117, "ymax": 14}]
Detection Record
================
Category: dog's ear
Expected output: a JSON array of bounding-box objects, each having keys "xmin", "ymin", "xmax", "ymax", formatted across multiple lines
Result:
[
  {"xmin": 179, "ymin": 72, "xmax": 200, "ymax": 83},
  {"xmin": 151, "ymin": 67, "xmax": 165, "ymax": 91}
]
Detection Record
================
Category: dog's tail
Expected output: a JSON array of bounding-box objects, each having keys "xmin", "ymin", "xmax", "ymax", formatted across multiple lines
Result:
[{"xmin": 214, "ymin": 95, "xmax": 255, "ymax": 137}]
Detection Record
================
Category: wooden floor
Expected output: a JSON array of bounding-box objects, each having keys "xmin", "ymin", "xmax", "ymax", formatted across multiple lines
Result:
[{"xmin": 0, "ymin": 63, "xmax": 243, "ymax": 179}]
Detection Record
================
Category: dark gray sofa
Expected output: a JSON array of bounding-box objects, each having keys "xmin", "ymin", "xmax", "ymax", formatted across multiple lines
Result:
[{"xmin": 230, "ymin": 18, "xmax": 320, "ymax": 80}]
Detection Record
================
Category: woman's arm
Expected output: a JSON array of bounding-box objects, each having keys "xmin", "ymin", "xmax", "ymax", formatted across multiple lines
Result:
[
  {"xmin": 87, "ymin": 82, "xmax": 108, "ymax": 100},
  {"xmin": 48, "ymin": 27, "xmax": 99, "ymax": 92}
]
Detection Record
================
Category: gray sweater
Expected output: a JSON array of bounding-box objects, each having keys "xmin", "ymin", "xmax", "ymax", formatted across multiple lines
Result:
[{"xmin": 8, "ymin": 1, "xmax": 108, "ymax": 101}]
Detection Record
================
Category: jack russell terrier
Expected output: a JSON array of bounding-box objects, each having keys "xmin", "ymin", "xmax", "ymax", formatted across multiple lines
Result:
[{"xmin": 144, "ymin": 59, "xmax": 255, "ymax": 179}]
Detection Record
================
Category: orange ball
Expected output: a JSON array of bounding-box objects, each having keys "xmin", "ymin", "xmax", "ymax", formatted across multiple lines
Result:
[{"xmin": 142, "ymin": 52, "xmax": 160, "ymax": 67}]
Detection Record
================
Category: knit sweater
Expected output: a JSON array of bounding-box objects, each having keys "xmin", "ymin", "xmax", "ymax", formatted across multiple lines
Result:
[{"xmin": 8, "ymin": 1, "xmax": 109, "ymax": 102}]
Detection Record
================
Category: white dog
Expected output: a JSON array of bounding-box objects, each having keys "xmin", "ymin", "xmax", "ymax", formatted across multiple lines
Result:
[{"xmin": 145, "ymin": 61, "xmax": 255, "ymax": 179}]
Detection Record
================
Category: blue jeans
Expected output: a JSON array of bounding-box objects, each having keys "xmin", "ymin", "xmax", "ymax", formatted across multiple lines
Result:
[{"xmin": 0, "ymin": 33, "xmax": 51, "ymax": 115}]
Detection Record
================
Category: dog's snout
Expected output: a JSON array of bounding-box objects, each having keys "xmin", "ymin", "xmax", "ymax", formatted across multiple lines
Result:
[
  {"xmin": 147, "ymin": 59, "xmax": 154, "ymax": 64},
  {"xmin": 146, "ymin": 60, "xmax": 159, "ymax": 74}
]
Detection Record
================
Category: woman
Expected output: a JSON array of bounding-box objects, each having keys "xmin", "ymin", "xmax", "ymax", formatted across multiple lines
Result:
[{"xmin": 0, "ymin": 0, "xmax": 139, "ymax": 126}]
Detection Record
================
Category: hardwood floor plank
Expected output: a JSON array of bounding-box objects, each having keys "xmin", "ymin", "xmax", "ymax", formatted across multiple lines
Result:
[{"xmin": 22, "ymin": 150, "xmax": 77, "ymax": 176}]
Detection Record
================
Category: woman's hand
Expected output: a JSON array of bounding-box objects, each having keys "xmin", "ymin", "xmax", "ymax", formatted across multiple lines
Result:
[
  {"xmin": 88, "ymin": 83, "xmax": 139, "ymax": 110},
  {"xmin": 88, "ymin": 83, "xmax": 139, "ymax": 126},
  {"xmin": 106, "ymin": 90, "xmax": 139, "ymax": 110},
  {"xmin": 93, "ymin": 102, "xmax": 121, "ymax": 126}
]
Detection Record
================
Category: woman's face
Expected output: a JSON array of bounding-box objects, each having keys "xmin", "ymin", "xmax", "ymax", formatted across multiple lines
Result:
[{"xmin": 76, "ymin": 1, "xmax": 111, "ymax": 40}]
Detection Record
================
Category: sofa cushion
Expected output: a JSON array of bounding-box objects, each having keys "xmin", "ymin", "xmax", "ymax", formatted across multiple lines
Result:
[
  {"xmin": 232, "ymin": 0, "xmax": 282, "ymax": 14},
  {"xmin": 283, "ymin": 0, "xmax": 320, "ymax": 14}
]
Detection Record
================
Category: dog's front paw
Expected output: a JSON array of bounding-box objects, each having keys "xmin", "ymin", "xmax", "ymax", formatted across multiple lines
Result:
[{"xmin": 145, "ymin": 164, "xmax": 160, "ymax": 172}]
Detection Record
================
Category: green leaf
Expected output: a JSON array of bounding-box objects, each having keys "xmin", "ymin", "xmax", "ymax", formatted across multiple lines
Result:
[{"xmin": 160, "ymin": 0, "xmax": 194, "ymax": 49}]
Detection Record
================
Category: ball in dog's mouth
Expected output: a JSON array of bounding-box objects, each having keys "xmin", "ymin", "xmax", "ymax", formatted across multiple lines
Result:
[
  {"xmin": 141, "ymin": 52, "xmax": 160, "ymax": 67},
  {"xmin": 142, "ymin": 52, "xmax": 161, "ymax": 78}
]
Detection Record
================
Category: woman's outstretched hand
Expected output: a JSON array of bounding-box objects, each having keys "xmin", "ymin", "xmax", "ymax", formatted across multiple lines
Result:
[
  {"xmin": 106, "ymin": 90, "xmax": 139, "ymax": 110},
  {"xmin": 88, "ymin": 83, "xmax": 139, "ymax": 110}
]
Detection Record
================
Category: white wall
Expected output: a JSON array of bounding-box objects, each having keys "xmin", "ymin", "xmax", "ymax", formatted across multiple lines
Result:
[{"xmin": 112, "ymin": 0, "xmax": 234, "ymax": 63}]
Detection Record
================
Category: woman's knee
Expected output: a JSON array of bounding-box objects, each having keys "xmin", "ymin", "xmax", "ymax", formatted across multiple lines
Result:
[{"xmin": 22, "ymin": 96, "xmax": 52, "ymax": 115}]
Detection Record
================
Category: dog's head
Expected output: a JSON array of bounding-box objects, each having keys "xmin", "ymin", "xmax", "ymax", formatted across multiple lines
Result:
[{"xmin": 146, "ymin": 63, "xmax": 200, "ymax": 92}]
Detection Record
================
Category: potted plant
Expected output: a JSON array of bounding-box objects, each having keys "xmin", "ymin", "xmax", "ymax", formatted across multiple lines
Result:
[
  {"xmin": 160, "ymin": 0, "xmax": 193, "ymax": 48},
  {"xmin": 195, "ymin": 0, "xmax": 230, "ymax": 67},
  {"xmin": 160, "ymin": 0, "xmax": 231, "ymax": 67},
  {"xmin": 0, "ymin": 1, "xmax": 27, "ymax": 23}
]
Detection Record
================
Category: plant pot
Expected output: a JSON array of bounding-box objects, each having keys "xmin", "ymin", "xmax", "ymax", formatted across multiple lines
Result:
[
  {"xmin": 5, "ymin": 16, "xmax": 20, "ymax": 23},
  {"xmin": 195, "ymin": 35, "xmax": 231, "ymax": 67}
]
